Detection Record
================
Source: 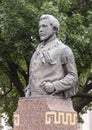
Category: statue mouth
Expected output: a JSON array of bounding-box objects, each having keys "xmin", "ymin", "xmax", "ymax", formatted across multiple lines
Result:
[{"xmin": 39, "ymin": 33, "xmax": 45, "ymax": 37}]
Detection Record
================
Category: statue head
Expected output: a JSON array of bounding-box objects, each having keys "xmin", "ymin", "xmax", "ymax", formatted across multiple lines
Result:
[{"xmin": 39, "ymin": 14, "xmax": 60, "ymax": 42}]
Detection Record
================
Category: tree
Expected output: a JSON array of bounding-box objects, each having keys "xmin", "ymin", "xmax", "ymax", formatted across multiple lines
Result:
[{"xmin": 0, "ymin": 0, "xmax": 92, "ymax": 126}]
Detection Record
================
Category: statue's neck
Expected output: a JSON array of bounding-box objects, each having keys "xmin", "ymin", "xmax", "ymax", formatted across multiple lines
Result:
[{"xmin": 42, "ymin": 34, "xmax": 57, "ymax": 46}]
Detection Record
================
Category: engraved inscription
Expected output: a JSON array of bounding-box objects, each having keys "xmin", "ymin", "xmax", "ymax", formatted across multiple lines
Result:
[
  {"xmin": 14, "ymin": 114, "xmax": 20, "ymax": 126},
  {"xmin": 45, "ymin": 112, "xmax": 77, "ymax": 125}
]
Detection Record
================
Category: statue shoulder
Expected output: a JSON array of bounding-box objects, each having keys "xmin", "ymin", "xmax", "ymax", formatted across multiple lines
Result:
[
  {"xmin": 58, "ymin": 41, "xmax": 73, "ymax": 56},
  {"xmin": 58, "ymin": 41, "xmax": 74, "ymax": 64},
  {"xmin": 63, "ymin": 46, "xmax": 74, "ymax": 57}
]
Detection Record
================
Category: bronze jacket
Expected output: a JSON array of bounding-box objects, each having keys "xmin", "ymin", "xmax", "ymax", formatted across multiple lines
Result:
[{"xmin": 29, "ymin": 39, "xmax": 78, "ymax": 98}]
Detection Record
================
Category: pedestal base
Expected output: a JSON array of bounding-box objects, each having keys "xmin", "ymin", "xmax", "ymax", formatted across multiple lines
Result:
[{"xmin": 13, "ymin": 97, "xmax": 77, "ymax": 130}]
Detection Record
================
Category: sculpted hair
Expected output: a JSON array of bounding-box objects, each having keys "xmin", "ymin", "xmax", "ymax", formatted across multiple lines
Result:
[{"xmin": 40, "ymin": 14, "xmax": 60, "ymax": 34}]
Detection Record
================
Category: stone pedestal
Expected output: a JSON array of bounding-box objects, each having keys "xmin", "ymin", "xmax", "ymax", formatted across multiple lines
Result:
[{"xmin": 13, "ymin": 97, "xmax": 77, "ymax": 130}]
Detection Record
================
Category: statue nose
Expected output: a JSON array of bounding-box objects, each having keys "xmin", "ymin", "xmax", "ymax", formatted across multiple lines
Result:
[{"xmin": 39, "ymin": 27, "xmax": 43, "ymax": 32}]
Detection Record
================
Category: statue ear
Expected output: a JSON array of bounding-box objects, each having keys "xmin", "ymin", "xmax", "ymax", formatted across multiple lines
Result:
[{"xmin": 53, "ymin": 27, "xmax": 58, "ymax": 34}]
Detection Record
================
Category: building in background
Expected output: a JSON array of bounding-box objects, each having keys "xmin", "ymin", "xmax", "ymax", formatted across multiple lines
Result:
[
  {"xmin": 77, "ymin": 110, "xmax": 92, "ymax": 130},
  {"xmin": 0, "ymin": 113, "xmax": 12, "ymax": 130}
]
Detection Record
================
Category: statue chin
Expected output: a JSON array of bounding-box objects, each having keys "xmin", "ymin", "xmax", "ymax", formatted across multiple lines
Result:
[{"xmin": 40, "ymin": 37, "xmax": 46, "ymax": 41}]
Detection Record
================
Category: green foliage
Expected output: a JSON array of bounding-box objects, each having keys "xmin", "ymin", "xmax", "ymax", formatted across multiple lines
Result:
[
  {"xmin": 0, "ymin": 0, "xmax": 92, "ymax": 126},
  {"xmin": 0, "ymin": 87, "xmax": 19, "ymax": 126}
]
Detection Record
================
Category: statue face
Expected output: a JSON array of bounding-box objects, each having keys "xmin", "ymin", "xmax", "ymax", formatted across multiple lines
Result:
[{"xmin": 39, "ymin": 19, "xmax": 55, "ymax": 41}]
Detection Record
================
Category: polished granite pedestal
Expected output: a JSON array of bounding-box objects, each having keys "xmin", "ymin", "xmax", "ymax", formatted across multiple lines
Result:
[{"xmin": 13, "ymin": 97, "xmax": 77, "ymax": 130}]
